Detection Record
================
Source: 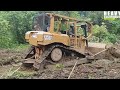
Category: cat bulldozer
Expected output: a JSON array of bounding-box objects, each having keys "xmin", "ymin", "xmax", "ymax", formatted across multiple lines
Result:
[{"xmin": 22, "ymin": 13, "xmax": 106, "ymax": 70}]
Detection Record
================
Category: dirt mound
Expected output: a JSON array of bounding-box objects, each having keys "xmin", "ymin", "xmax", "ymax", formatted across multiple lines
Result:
[
  {"xmin": 0, "ymin": 49, "xmax": 25, "ymax": 65},
  {"xmin": 91, "ymin": 59, "xmax": 113, "ymax": 68},
  {"xmin": 108, "ymin": 44, "xmax": 120, "ymax": 58},
  {"xmin": 93, "ymin": 44, "xmax": 120, "ymax": 61}
]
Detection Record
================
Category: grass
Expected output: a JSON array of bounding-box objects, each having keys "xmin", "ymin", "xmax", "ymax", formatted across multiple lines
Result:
[
  {"xmin": 55, "ymin": 64, "xmax": 64, "ymax": 69},
  {"xmin": 7, "ymin": 44, "xmax": 31, "ymax": 53},
  {"xmin": 5, "ymin": 70, "xmax": 37, "ymax": 79}
]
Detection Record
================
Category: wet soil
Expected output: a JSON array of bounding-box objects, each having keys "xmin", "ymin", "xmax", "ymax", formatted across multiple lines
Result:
[{"xmin": 1, "ymin": 44, "xmax": 120, "ymax": 79}]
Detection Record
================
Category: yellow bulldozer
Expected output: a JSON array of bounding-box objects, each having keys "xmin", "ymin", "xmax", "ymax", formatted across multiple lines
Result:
[{"xmin": 22, "ymin": 13, "xmax": 106, "ymax": 70}]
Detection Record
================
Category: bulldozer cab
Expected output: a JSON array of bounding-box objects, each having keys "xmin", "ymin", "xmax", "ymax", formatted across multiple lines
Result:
[
  {"xmin": 30, "ymin": 13, "xmax": 92, "ymax": 53},
  {"xmin": 32, "ymin": 13, "xmax": 92, "ymax": 37},
  {"xmin": 67, "ymin": 21, "xmax": 92, "ymax": 53},
  {"xmin": 48, "ymin": 13, "xmax": 92, "ymax": 54},
  {"xmin": 53, "ymin": 17, "xmax": 92, "ymax": 46},
  {"xmin": 32, "ymin": 13, "xmax": 50, "ymax": 32}
]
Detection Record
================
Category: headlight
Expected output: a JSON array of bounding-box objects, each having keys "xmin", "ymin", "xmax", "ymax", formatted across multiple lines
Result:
[{"xmin": 31, "ymin": 33, "xmax": 37, "ymax": 38}]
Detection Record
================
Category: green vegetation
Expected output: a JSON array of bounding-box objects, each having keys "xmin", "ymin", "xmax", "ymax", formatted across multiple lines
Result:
[
  {"xmin": 91, "ymin": 24, "xmax": 118, "ymax": 44},
  {"xmin": 8, "ymin": 44, "xmax": 30, "ymax": 52},
  {"xmin": 0, "ymin": 11, "xmax": 37, "ymax": 49},
  {"xmin": 0, "ymin": 11, "xmax": 120, "ymax": 49},
  {"xmin": 55, "ymin": 64, "xmax": 64, "ymax": 69},
  {"xmin": 6, "ymin": 70, "xmax": 37, "ymax": 79}
]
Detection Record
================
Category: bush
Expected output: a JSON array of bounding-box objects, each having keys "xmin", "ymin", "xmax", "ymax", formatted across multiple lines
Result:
[
  {"xmin": 91, "ymin": 24, "xmax": 118, "ymax": 44},
  {"xmin": 0, "ymin": 11, "xmax": 38, "ymax": 48},
  {"xmin": 92, "ymin": 24, "xmax": 108, "ymax": 42},
  {"xmin": 0, "ymin": 17, "xmax": 13, "ymax": 48}
]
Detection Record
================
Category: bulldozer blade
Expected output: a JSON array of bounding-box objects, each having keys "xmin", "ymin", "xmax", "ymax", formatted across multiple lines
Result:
[
  {"xmin": 86, "ymin": 42, "xmax": 107, "ymax": 59},
  {"xmin": 86, "ymin": 42, "xmax": 106, "ymax": 54}
]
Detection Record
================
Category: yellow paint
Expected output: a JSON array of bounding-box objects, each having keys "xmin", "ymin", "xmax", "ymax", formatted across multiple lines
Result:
[
  {"xmin": 49, "ymin": 13, "xmax": 54, "ymax": 33},
  {"xmin": 25, "ymin": 13, "xmax": 93, "ymax": 54},
  {"xmin": 25, "ymin": 31, "xmax": 69, "ymax": 46}
]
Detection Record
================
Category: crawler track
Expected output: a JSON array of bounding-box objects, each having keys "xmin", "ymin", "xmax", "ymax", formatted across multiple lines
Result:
[{"xmin": 23, "ymin": 44, "xmax": 87, "ymax": 70}]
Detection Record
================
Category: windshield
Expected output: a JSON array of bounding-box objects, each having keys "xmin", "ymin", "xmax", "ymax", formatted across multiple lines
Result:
[{"xmin": 33, "ymin": 13, "xmax": 50, "ymax": 32}]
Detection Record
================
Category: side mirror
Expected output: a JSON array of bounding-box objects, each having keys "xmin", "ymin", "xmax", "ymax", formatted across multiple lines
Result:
[{"xmin": 81, "ymin": 24, "xmax": 87, "ymax": 29}]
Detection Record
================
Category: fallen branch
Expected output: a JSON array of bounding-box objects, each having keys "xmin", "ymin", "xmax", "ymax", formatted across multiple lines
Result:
[
  {"xmin": 93, "ymin": 49, "xmax": 108, "ymax": 57},
  {"xmin": 4, "ymin": 65, "xmax": 22, "ymax": 78},
  {"xmin": 8, "ymin": 66, "xmax": 21, "ymax": 77},
  {"xmin": 0, "ymin": 66, "xmax": 13, "ymax": 79},
  {"xmin": 86, "ymin": 49, "xmax": 108, "ymax": 60},
  {"xmin": 68, "ymin": 60, "xmax": 78, "ymax": 79},
  {"xmin": 64, "ymin": 58, "xmax": 89, "ymax": 67}
]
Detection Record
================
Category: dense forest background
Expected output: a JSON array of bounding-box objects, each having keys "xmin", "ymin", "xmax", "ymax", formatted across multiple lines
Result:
[{"xmin": 0, "ymin": 11, "xmax": 120, "ymax": 49}]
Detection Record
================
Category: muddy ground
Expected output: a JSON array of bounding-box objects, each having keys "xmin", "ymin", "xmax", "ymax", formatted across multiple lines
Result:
[{"xmin": 1, "ymin": 44, "xmax": 120, "ymax": 79}]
